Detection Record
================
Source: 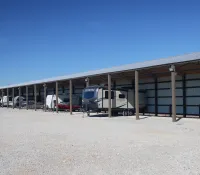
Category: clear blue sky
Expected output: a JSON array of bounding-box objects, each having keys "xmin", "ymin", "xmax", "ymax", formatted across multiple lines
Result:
[{"xmin": 0, "ymin": 0, "xmax": 200, "ymax": 86}]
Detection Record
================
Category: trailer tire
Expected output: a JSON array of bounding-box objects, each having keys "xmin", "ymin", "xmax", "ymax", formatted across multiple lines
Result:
[
  {"xmin": 128, "ymin": 109, "xmax": 134, "ymax": 116},
  {"xmin": 123, "ymin": 110, "xmax": 128, "ymax": 116}
]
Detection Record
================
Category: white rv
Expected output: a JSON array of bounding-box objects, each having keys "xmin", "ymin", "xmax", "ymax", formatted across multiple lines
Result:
[
  {"xmin": 82, "ymin": 85, "xmax": 146, "ymax": 116},
  {"xmin": 46, "ymin": 94, "xmax": 81, "ymax": 111},
  {"xmin": 1, "ymin": 96, "xmax": 13, "ymax": 107}
]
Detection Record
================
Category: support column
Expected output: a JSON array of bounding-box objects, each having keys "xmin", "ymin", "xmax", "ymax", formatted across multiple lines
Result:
[
  {"xmin": 155, "ymin": 77, "xmax": 158, "ymax": 116},
  {"xmin": 56, "ymin": 81, "xmax": 58, "ymax": 113},
  {"xmin": 43, "ymin": 84, "xmax": 47, "ymax": 112},
  {"xmin": 86, "ymin": 77, "xmax": 90, "ymax": 87},
  {"xmin": 18, "ymin": 87, "xmax": 21, "ymax": 109},
  {"xmin": 135, "ymin": 70, "xmax": 139, "ymax": 120},
  {"xmin": 12, "ymin": 88, "xmax": 14, "ymax": 109},
  {"xmin": 171, "ymin": 71, "xmax": 176, "ymax": 122},
  {"xmin": 1, "ymin": 89, "xmax": 4, "ymax": 107},
  {"xmin": 34, "ymin": 84, "xmax": 37, "ymax": 111},
  {"xmin": 26, "ymin": 86, "xmax": 28, "ymax": 110},
  {"xmin": 108, "ymin": 74, "xmax": 112, "ymax": 117},
  {"xmin": 69, "ymin": 80, "xmax": 72, "ymax": 115},
  {"xmin": 183, "ymin": 74, "xmax": 186, "ymax": 117},
  {"xmin": 7, "ymin": 88, "xmax": 9, "ymax": 108}
]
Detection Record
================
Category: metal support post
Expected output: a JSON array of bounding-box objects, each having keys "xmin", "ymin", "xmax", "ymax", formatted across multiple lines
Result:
[
  {"xmin": 34, "ymin": 85, "xmax": 37, "ymax": 111},
  {"xmin": 171, "ymin": 71, "xmax": 176, "ymax": 122},
  {"xmin": 12, "ymin": 88, "xmax": 14, "ymax": 109},
  {"xmin": 108, "ymin": 74, "xmax": 112, "ymax": 117},
  {"xmin": 155, "ymin": 77, "xmax": 158, "ymax": 116},
  {"xmin": 56, "ymin": 81, "xmax": 58, "ymax": 113},
  {"xmin": 1, "ymin": 90, "xmax": 4, "ymax": 107},
  {"xmin": 18, "ymin": 87, "xmax": 21, "ymax": 109},
  {"xmin": 69, "ymin": 80, "xmax": 72, "ymax": 115},
  {"xmin": 183, "ymin": 74, "xmax": 186, "ymax": 117},
  {"xmin": 135, "ymin": 70, "xmax": 139, "ymax": 120},
  {"xmin": 7, "ymin": 88, "xmax": 9, "ymax": 108},
  {"xmin": 44, "ymin": 84, "xmax": 47, "ymax": 112},
  {"xmin": 26, "ymin": 86, "xmax": 28, "ymax": 110},
  {"xmin": 86, "ymin": 77, "xmax": 90, "ymax": 87}
]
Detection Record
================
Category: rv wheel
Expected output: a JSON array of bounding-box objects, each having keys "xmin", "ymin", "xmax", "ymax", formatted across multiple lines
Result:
[
  {"xmin": 123, "ymin": 110, "xmax": 128, "ymax": 116},
  {"xmin": 87, "ymin": 112, "xmax": 90, "ymax": 117},
  {"xmin": 128, "ymin": 110, "xmax": 134, "ymax": 116}
]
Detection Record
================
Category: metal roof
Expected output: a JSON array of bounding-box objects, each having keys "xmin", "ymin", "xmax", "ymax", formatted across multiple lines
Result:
[{"xmin": 1, "ymin": 52, "xmax": 200, "ymax": 89}]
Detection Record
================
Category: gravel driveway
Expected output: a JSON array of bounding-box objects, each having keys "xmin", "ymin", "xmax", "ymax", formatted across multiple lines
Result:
[{"xmin": 0, "ymin": 108, "xmax": 200, "ymax": 175}]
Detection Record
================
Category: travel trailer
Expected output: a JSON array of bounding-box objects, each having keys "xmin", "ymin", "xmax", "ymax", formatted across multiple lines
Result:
[
  {"xmin": 11, "ymin": 96, "xmax": 26, "ymax": 107},
  {"xmin": 82, "ymin": 85, "xmax": 146, "ymax": 116},
  {"xmin": 1, "ymin": 96, "xmax": 13, "ymax": 107},
  {"xmin": 46, "ymin": 94, "xmax": 81, "ymax": 111}
]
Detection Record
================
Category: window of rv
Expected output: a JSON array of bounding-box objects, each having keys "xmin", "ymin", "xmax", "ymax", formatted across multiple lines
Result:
[
  {"xmin": 83, "ymin": 88, "xmax": 96, "ymax": 99},
  {"xmin": 105, "ymin": 91, "xmax": 114, "ymax": 99}
]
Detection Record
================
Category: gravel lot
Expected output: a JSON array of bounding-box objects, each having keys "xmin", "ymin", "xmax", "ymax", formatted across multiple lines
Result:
[{"xmin": 1, "ymin": 108, "xmax": 200, "ymax": 175}]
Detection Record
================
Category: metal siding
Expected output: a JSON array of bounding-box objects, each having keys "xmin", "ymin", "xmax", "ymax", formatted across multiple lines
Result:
[
  {"xmin": 186, "ymin": 88, "xmax": 200, "ymax": 96},
  {"xmin": 186, "ymin": 74, "xmax": 200, "ymax": 80},
  {"xmin": 157, "ymin": 89, "xmax": 182, "ymax": 96},
  {"xmin": 139, "ymin": 84, "xmax": 146, "ymax": 90},
  {"xmin": 177, "ymin": 106, "xmax": 183, "ymax": 114},
  {"xmin": 148, "ymin": 98, "xmax": 155, "ymax": 105},
  {"xmin": 147, "ymin": 106, "xmax": 155, "ymax": 113},
  {"xmin": 158, "ymin": 106, "xmax": 169, "ymax": 113},
  {"xmin": 158, "ymin": 97, "xmax": 171, "ymax": 105},
  {"xmin": 186, "ymin": 80, "xmax": 200, "ymax": 87},
  {"xmin": 145, "ymin": 83, "xmax": 155, "ymax": 89},
  {"xmin": 157, "ymin": 97, "xmax": 183, "ymax": 105},
  {"xmin": 187, "ymin": 97, "xmax": 200, "ymax": 105},
  {"xmin": 158, "ymin": 82, "xmax": 171, "ymax": 89},
  {"xmin": 147, "ymin": 90, "xmax": 155, "ymax": 97},
  {"xmin": 187, "ymin": 106, "xmax": 199, "ymax": 115}
]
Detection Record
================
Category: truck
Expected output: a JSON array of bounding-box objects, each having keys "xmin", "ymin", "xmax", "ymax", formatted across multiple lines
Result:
[{"xmin": 82, "ymin": 85, "xmax": 146, "ymax": 116}]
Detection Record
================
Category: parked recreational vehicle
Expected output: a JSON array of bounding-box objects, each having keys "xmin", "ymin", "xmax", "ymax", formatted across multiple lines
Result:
[
  {"xmin": 82, "ymin": 85, "xmax": 146, "ymax": 116},
  {"xmin": 10, "ymin": 96, "xmax": 26, "ymax": 107},
  {"xmin": 1, "ymin": 96, "xmax": 13, "ymax": 107},
  {"xmin": 46, "ymin": 94, "xmax": 81, "ymax": 111}
]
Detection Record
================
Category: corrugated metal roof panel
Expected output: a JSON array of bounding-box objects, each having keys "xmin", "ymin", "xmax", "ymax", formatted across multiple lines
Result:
[{"xmin": 1, "ymin": 52, "xmax": 200, "ymax": 89}]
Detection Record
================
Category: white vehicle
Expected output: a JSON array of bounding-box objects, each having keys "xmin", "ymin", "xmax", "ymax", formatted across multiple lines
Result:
[
  {"xmin": 82, "ymin": 85, "xmax": 146, "ymax": 116},
  {"xmin": 46, "ymin": 94, "xmax": 81, "ymax": 111},
  {"xmin": 1, "ymin": 96, "xmax": 13, "ymax": 107}
]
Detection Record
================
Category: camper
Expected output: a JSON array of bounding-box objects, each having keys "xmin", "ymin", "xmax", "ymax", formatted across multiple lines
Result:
[
  {"xmin": 46, "ymin": 94, "xmax": 81, "ymax": 111},
  {"xmin": 82, "ymin": 85, "xmax": 146, "ymax": 116},
  {"xmin": 1, "ymin": 96, "xmax": 13, "ymax": 107},
  {"xmin": 8, "ymin": 96, "xmax": 26, "ymax": 108}
]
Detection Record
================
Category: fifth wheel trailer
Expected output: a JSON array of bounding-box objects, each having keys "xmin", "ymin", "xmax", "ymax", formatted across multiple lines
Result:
[{"xmin": 82, "ymin": 85, "xmax": 146, "ymax": 116}]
